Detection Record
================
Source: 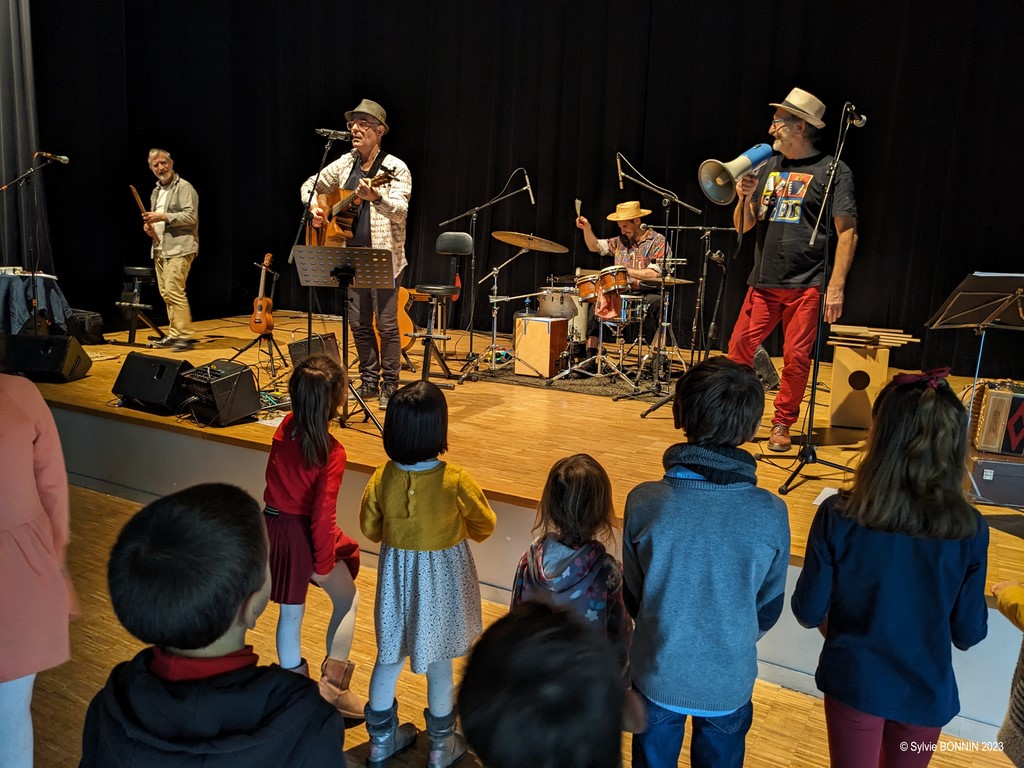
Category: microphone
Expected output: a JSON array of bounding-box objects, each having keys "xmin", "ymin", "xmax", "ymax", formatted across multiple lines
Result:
[
  {"xmin": 524, "ymin": 169, "xmax": 535, "ymax": 205},
  {"xmin": 315, "ymin": 128, "xmax": 352, "ymax": 141},
  {"xmin": 845, "ymin": 104, "xmax": 868, "ymax": 128},
  {"xmin": 617, "ymin": 154, "xmax": 624, "ymax": 190},
  {"xmin": 34, "ymin": 151, "xmax": 69, "ymax": 164}
]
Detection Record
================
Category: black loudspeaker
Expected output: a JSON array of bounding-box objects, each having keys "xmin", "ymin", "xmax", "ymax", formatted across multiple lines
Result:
[
  {"xmin": 1, "ymin": 334, "xmax": 93, "ymax": 382},
  {"xmin": 288, "ymin": 333, "xmax": 341, "ymax": 366},
  {"xmin": 753, "ymin": 345, "xmax": 780, "ymax": 391},
  {"xmin": 67, "ymin": 309, "xmax": 105, "ymax": 345},
  {"xmin": 112, "ymin": 352, "xmax": 194, "ymax": 413},
  {"xmin": 181, "ymin": 359, "xmax": 261, "ymax": 427}
]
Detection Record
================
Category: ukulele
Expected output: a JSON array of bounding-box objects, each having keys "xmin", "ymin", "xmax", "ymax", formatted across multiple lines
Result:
[
  {"xmin": 249, "ymin": 254, "xmax": 275, "ymax": 334},
  {"xmin": 305, "ymin": 167, "xmax": 397, "ymax": 247}
]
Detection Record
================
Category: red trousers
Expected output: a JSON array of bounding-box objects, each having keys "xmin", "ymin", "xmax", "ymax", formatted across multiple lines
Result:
[
  {"xmin": 727, "ymin": 286, "xmax": 821, "ymax": 427},
  {"xmin": 823, "ymin": 695, "xmax": 941, "ymax": 768}
]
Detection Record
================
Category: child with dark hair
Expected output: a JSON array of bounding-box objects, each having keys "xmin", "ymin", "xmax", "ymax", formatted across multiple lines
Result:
[
  {"xmin": 511, "ymin": 453, "xmax": 644, "ymax": 731},
  {"xmin": 81, "ymin": 483, "xmax": 345, "ymax": 766},
  {"xmin": 792, "ymin": 368, "xmax": 989, "ymax": 766},
  {"xmin": 458, "ymin": 601, "xmax": 624, "ymax": 768},
  {"xmin": 360, "ymin": 381, "xmax": 496, "ymax": 768},
  {"xmin": 624, "ymin": 356, "xmax": 790, "ymax": 768},
  {"xmin": 263, "ymin": 354, "xmax": 364, "ymax": 721}
]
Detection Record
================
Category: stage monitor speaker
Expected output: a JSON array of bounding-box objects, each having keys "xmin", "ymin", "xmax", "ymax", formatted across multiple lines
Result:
[
  {"xmin": 181, "ymin": 359, "xmax": 261, "ymax": 427},
  {"xmin": 112, "ymin": 352, "xmax": 194, "ymax": 413},
  {"xmin": 829, "ymin": 345, "xmax": 890, "ymax": 429},
  {"xmin": 1, "ymin": 334, "xmax": 92, "ymax": 382},
  {"xmin": 288, "ymin": 333, "xmax": 341, "ymax": 366}
]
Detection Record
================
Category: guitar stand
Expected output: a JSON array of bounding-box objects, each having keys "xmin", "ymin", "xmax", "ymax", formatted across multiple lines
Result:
[{"xmin": 229, "ymin": 333, "xmax": 289, "ymax": 377}]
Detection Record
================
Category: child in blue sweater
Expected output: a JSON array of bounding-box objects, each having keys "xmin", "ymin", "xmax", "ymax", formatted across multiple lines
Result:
[{"xmin": 623, "ymin": 357, "xmax": 790, "ymax": 768}]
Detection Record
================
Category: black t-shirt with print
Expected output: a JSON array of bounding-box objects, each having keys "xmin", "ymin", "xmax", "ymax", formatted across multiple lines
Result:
[{"xmin": 748, "ymin": 151, "xmax": 857, "ymax": 289}]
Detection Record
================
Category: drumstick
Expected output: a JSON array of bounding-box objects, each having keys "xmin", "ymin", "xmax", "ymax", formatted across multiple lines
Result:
[{"xmin": 131, "ymin": 184, "xmax": 160, "ymax": 245}]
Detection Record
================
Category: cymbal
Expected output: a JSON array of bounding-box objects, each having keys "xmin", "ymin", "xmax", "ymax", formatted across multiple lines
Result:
[
  {"xmin": 640, "ymin": 276, "xmax": 694, "ymax": 287},
  {"xmin": 492, "ymin": 231, "xmax": 568, "ymax": 254}
]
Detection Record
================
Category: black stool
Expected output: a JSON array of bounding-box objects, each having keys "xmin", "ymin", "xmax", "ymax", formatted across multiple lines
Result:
[
  {"xmin": 114, "ymin": 266, "xmax": 164, "ymax": 346},
  {"xmin": 410, "ymin": 284, "xmax": 458, "ymax": 389}
]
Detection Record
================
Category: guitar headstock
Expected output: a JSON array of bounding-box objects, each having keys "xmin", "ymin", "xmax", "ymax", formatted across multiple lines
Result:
[
  {"xmin": 262, "ymin": 253, "xmax": 273, "ymax": 268},
  {"xmin": 372, "ymin": 167, "xmax": 398, "ymax": 188}
]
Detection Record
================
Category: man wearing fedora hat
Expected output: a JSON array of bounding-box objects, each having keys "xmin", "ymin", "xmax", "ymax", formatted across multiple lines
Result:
[
  {"xmin": 576, "ymin": 201, "xmax": 669, "ymax": 349},
  {"xmin": 301, "ymin": 98, "xmax": 412, "ymax": 410},
  {"xmin": 728, "ymin": 87, "xmax": 859, "ymax": 452}
]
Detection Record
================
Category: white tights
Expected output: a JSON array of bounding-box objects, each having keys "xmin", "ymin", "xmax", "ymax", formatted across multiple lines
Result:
[
  {"xmin": 276, "ymin": 563, "xmax": 359, "ymax": 669},
  {"xmin": 368, "ymin": 657, "xmax": 454, "ymax": 718},
  {"xmin": 0, "ymin": 673, "xmax": 36, "ymax": 767}
]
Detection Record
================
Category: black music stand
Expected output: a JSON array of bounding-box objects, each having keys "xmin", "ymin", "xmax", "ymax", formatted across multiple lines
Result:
[
  {"xmin": 926, "ymin": 272, "xmax": 1024, "ymax": 401},
  {"xmin": 290, "ymin": 244, "xmax": 395, "ymax": 433}
]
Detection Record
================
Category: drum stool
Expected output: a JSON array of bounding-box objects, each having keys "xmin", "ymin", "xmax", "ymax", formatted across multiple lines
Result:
[
  {"xmin": 409, "ymin": 284, "xmax": 457, "ymax": 390},
  {"xmin": 114, "ymin": 266, "xmax": 164, "ymax": 346}
]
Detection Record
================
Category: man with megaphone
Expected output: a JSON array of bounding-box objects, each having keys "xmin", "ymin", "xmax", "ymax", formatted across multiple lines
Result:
[{"xmin": 726, "ymin": 88, "xmax": 859, "ymax": 452}]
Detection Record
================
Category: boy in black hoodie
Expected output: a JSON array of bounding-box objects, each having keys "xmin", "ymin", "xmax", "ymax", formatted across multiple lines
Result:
[{"xmin": 80, "ymin": 483, "xmax": 345, "ymax": 767}]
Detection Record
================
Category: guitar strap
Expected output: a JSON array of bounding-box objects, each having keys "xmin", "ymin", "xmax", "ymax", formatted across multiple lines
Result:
[{"xmin": 368, "ymin": 150, "xmax": 390, "ymax": 178}]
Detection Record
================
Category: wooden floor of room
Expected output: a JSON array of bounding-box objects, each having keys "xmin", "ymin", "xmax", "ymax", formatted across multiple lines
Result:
[{"xmin": 28, "ymin": 310, "xmax": 1023, "ymax": 766}]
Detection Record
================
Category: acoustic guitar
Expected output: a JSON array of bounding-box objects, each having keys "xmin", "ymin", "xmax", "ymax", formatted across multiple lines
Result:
[
  {"xmin": 373, "ymin": 286, "xmax": 416, "ymax": 352},
  {"xmin": 305, "ymin": 167, "xmax": 396, "ymax": 247},
  {"xmin": 249, "ymin": 254, "xmax": 275, "ymax": 334}
]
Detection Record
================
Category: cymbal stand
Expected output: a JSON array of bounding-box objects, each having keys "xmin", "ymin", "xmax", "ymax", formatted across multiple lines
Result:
[
  {"xmin": 440, "ymin": 168, "xmax": 533, "ymax": 364},
  {"xmin": 458, "ymin": 247, "xmax": 544, "ymax": 382}
]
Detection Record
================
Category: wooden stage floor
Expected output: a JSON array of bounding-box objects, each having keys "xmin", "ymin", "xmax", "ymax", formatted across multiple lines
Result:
[{"xmin": 34, "ymin": 310, "xmax": 1024, "ymax": 596}]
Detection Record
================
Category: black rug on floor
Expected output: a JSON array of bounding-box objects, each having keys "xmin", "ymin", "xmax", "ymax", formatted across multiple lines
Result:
[{"xmin": 456, "ymin": 359, "xmax": 675, "ymax": 403}]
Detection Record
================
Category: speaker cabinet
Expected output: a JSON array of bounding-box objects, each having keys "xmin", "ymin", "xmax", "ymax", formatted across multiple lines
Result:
[
  {"xmin": 830, "ymin": 345, "xmax": 890, "ymax": 429},
  {"xmin": 112, "ymin": 352, "xmax": 194, "ymax": 413},
  {"xmin": 287, "ymin": 333, "xmax": 341, "ymax": 366},
  {"xmin": 1, "ymin": 334, "xmax": 93, "ymax": 382},
  {"xmin": 514, "ymin": 317, "xmax": 568, "ymax": 377},
  {"xmin": 181, "ymin": 359, "xmax": 261, "ymax": 427}
]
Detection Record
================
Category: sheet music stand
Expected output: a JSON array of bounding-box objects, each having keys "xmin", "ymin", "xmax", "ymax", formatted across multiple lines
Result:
[
  {"xmin": 926, "ymin": 272, "xmax": 1024, "ymax": 403},
  {"xmin": 290, "ymin": 245, "xmax": 395, "ymax": 433}
]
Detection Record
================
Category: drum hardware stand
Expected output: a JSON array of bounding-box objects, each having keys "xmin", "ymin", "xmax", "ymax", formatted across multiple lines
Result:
[
  {"xmin": 440, "ymin": 168, "xmax": 534, "ymax": 365},
  {"xmin": 229, "ymin": 266, "xmax": 288, "ymax": 377},
  {"xmin": 548, "ymin": 306, "xmax": 636, "ymax": 388},
  {"xmin": 458, "ymin": 246, "xmax": 546, "ymax": 382},
  {"xmin": 617, "ymin": 280, "xmax": 686, "ymax": 403},
  {"xmin": 779, "ymin": 101, "xmax": 860, "ymax": 495}
]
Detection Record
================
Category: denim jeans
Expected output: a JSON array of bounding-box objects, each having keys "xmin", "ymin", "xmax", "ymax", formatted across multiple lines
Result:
[{"xmin": 631, "ymin": 693, "xmax": 753, "ymax": 768}]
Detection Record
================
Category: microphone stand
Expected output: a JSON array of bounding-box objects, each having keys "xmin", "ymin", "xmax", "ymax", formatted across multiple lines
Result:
[
  {"xmin": 2, "ymin": 157, "xmax": 61, "ymax": 335},
  {"xmin": 779, "ymin": 104, "xmax": 857, "ymax": 495},
  {"xmin": 291, "ymin": 135, "xmax": 345, "ymax": 343},
  {"xmin": 439, "ymin": 176, "xmax": 531, "ymax": 367},
  {"xmin": 616, "ymin": 159, "xmax": 701, "ymax": 408}
]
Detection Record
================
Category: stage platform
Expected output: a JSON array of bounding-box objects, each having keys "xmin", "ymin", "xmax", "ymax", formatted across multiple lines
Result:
[{"xmin": 30, "ymin": 310, "xmax": 1024, "ymax": 742}]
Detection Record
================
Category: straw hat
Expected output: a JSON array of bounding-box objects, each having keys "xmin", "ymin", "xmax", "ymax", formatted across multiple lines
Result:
[
  {"xmin": 769, "ymin": 88, "xmax": 826, "ymax": 129},
  {"xmin": 345, "ymin": 98, "xmax": 389, "ymax": 134},
  {"xmin": 606, "ymin": 201, "xmax": 652, "ymax": 221}
]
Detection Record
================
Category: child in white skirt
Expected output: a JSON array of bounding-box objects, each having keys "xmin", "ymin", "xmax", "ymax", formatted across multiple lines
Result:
[{"xmin": 360, "ymin": 381, "xmax": 496, "ymax": 768}]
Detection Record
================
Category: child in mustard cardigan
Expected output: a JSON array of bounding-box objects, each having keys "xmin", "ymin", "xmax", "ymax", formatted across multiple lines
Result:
[{"xmin": 359, "ymin": 381, "xmax": 496, "ymax": 768}]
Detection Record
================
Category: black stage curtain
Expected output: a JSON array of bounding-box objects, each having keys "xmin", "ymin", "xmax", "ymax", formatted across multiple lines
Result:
[{"xmin": 29, "ymin": 0, "xmax": 1024, "ymax": 378}]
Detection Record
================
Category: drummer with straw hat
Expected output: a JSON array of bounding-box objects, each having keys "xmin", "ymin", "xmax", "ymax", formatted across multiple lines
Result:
[{"xmin": 576, "ymin": 201, "xmax": 671, "ymax": 348}]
